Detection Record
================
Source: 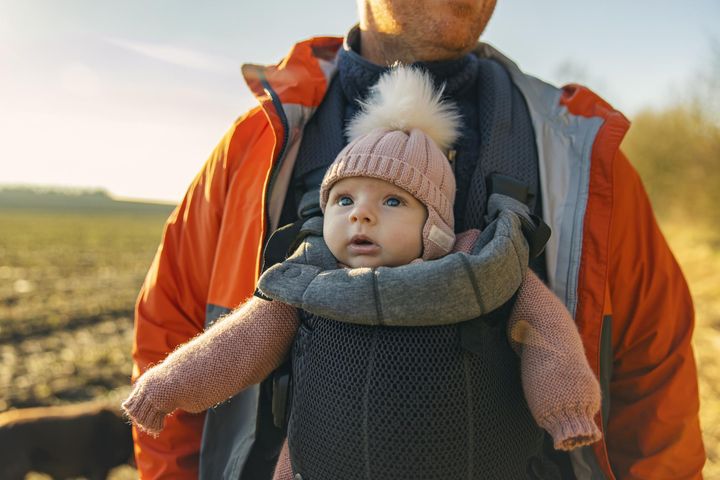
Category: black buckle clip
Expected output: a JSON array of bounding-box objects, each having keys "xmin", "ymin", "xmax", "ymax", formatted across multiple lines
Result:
[
  {"xmin": 519, "ymin": 213, "xmax": 551, "ymax": 259},
  {"xmin": 487, "ymin": 173, "xmax": 550, "ymax": 259},
  {"xmin": 271, "ymin": 362, "xmax": 293, "ymax": 432}
]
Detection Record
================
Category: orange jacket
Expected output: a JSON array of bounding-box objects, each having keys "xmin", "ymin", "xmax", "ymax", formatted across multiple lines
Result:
[{"xmin": 131, "ymin": 37, "xmax": 705, "ymax": 479}]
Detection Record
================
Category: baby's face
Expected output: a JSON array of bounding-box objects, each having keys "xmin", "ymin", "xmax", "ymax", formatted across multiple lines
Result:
[{"xmin": 324, "ymin": 177, "xmax": 427, "ymax": 268}]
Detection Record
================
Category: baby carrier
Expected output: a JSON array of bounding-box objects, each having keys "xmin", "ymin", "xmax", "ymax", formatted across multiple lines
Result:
[{"xmin": 258, "ymin": 193, "xmax": 558, "ymax": 479}]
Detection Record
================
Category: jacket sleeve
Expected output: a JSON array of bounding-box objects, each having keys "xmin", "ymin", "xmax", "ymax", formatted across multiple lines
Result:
[
  {"xmin": 605, "ymin": 151, "xmax": 705, "ymax": 479},
  {"xmin": 130, "ymin": 109, "xmax": 268, "ymax": 479}
]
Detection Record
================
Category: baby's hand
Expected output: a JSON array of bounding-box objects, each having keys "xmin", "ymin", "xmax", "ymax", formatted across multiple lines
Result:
[{"xmin": 121, "ymin": 369, "xmax": 171, "ymax": 436}]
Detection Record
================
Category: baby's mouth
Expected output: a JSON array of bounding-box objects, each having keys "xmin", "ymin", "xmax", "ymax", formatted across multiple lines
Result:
[{"xmin": 348, "ymin": 235, "xmax": 380, "ymax": 255}]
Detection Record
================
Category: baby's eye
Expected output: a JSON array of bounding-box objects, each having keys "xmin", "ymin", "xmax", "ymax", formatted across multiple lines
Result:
[
  {"xmin": 384, "ymin": 197, "xmax": 401, "ymax": 207},
  {"xmin": 337, "ymin": 196, "xmax": 353, "ymax": 206}
]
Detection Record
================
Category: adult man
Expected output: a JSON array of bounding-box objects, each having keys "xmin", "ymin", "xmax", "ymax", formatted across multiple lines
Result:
[{"xmin": 130, "ymin": 1, "xmax": 706, "ymax": 478}]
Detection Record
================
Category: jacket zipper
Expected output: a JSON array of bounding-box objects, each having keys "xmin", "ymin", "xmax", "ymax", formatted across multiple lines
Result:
[{"xmin": 259, "ymin": 74, "xmax": 291, "ymax": 244}]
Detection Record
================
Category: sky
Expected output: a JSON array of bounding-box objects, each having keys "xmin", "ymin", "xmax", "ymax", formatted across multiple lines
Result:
[{"xmin": 1, "ymin": 0, "xmax": 718, "ymax": 202}]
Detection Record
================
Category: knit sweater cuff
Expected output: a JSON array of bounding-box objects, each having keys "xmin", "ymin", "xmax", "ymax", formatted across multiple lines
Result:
[
  {"xmin": 539, "ymin": 408, "xmax": 602, "ymax": 451},
  {"xmin": 121, "ymin": 388, "xmax": 167, "ymax": 436}
]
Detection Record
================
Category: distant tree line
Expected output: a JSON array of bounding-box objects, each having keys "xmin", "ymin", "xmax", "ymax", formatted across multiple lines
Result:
[
  {"xmin": 622, "ymin": 45, "xmax": 720, "ymax": 228},
  {"xmin": 0, "ymin": 186, "xmax": 175, "ymax": 215}
]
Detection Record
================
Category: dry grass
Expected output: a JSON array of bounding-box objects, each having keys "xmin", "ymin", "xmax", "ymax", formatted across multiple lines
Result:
[
  {"xmin": 0, "ymin": 207, "xmax": 160, "ymax": 480},
  {"xmin": 660, "ymin": 220, "xmax": 720, "ymax": 479}
]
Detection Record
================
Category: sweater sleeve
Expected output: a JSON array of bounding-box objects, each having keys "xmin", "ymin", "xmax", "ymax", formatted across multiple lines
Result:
[
  {"xmin": 123, "ymin": 296, "xmax": 299, "ymax": 435},
  {"xmin": 272, "ymin": 440, "xmax": 294, "ymax": 480},
  {"xmin": 507, "ymin": 271, "xmax": 602, "ymax": 451}
]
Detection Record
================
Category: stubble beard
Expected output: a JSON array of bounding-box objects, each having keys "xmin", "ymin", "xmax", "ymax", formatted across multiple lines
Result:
[{"xmin": 361, "ymin": 2, "xmax": 493, "ymax": 64}]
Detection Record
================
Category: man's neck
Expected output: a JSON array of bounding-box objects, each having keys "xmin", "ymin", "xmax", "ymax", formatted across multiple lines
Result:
[
  {"xmin": 359, "ymin": 29, "xmax": 417, "ymax": 65},
  {"xmin": 356, "ymin": 26, "xmax": 467, "ymax": 66}
]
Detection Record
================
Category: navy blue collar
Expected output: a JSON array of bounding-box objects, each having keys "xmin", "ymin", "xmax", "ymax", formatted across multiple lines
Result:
[{"xmin": 338, "ymin": 26, "xmax": 479, "ymax": 105}]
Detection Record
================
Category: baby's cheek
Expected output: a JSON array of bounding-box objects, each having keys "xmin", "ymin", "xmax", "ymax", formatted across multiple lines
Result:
[
  {"xmin": 412, "ymin": 234, "xmax": 424, "ymax": 259},
  {"xmin": 323, "ymin": 219, "xmax": 345, "ymax": 261}
]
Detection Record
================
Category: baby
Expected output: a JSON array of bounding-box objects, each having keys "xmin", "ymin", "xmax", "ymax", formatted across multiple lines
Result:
[{"xmin": 123, "ymin": 67, "xmax": 601, "ymax": 479}]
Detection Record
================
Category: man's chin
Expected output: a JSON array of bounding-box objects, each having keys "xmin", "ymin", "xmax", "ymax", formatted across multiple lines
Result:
[
  {"xmin": 433, "ymin": 30, "xmax": 480, "ymax": 56},
  {"xmin": 411, "ymin": 32, "xmax": 478, "ymax": 62}
]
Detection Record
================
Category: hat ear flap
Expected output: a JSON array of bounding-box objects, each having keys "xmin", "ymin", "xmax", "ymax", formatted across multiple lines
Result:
[{"xmin": 422, "ymin": 208, "xmax": 455, "ymax": 260}]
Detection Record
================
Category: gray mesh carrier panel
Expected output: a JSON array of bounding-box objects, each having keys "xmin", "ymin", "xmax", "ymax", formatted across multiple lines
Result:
[{"xmin": 288, "ymin": 309, "xmax": 558, "ymax": 479}]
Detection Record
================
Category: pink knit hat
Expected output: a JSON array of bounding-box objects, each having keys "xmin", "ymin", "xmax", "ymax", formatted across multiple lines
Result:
[{"xmin": 319, "ymin": 66, "xmax": 460, "ymax": 260}]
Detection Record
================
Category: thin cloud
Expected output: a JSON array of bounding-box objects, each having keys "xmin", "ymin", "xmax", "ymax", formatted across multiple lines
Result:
[
  {"xmin": 59, "ymin": 63, "xmax": 102, "ymax": 98},
  {"xmin": 105, "ymin": 37, "xmax": 237, "ymax": 73}
]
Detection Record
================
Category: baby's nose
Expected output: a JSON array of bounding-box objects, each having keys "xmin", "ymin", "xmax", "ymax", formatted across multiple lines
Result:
[{"xmin": 349, "ymin": 204, "xmax": 375, "ymax": 223}]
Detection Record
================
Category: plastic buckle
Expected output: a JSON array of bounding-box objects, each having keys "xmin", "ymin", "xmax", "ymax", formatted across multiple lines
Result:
[
  {"xmin": 487, "ymin": 173, "xmax": 549, "ymax": 258},
  {"xmin": 520, "ymin": 213, "xmax": 551, "ymax": 259},
  {"xmin": 272, "ymin": 362, "xmax": 293, "ymax": 432}
]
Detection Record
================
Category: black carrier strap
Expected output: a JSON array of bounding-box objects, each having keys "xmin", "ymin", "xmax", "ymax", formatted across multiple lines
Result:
[
  {"xmin": 258, "ymin": 215, "xmax": 308, "ymax": 432},
  {"xmin": 488, "ymin": 173, "xmax": 551, "ymax": 259},
  {"xmin": 257, "ymin": 193, "xmax": 323, "ymax": 432},
  {"xmin": 254, "ymin": 220, "xmax": 306, "ymax": 301},
  {"xmin": 460, "ymin": 173, "xmax": 550, "ymax": 354},
  {"xmin": 254, "ymin": 216, "xmax": 303, "ymax": 431},
  {"xmin": 255, "ymin": 189, "xmax": 323, "ymax": 301}
]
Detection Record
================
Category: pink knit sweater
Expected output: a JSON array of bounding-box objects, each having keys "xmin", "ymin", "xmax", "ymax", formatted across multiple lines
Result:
[{"xmin": 123, "ymin": 231, "xmax": 601, "ymax": 479}]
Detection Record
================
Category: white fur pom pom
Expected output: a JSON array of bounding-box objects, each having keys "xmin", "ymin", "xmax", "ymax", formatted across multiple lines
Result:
[{"xmin": 346, "ymin": 65, "xmax": 461, "ymax": 151}]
